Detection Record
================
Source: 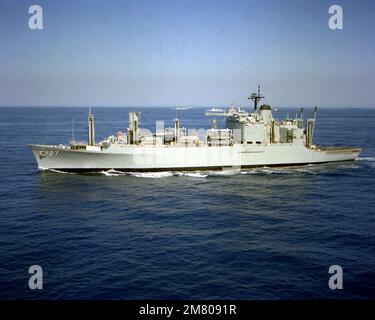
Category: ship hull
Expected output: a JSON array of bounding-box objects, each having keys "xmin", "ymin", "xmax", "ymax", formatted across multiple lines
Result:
[{"xmin": 29, "ymin": 143, "xmax": 362, "ymax": 172}]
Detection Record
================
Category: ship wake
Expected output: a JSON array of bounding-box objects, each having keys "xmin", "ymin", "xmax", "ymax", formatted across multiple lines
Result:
[
  {"xmin": 100, "ymin": 169, "xmax": 208, "ymax": 178},
  {"xmin": 40, "ymin": 161, "xmax": 365, "ymax": 178},
  {"xmin": 39, "ymin": 168, "xmax": 77, "ymax": 175},
  {"xmin": 358, "ymin": 157, "xmax": 375, "ymax": 162}
]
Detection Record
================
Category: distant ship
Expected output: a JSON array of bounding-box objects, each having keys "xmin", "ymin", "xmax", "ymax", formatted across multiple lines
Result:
[
  {"xmin": 206, "ymin": 107, "xmax": 224, "ymax": 112},
  {"xmin": 175, "ymin": 106, "xmax": 192, "ymax": 110},
  {"xmin": 29, "ymin": 86, "xmax": 362, "ymax": 172},
  {"xmin": 205, "ymin": 107, "xmax": 225, "ymax": 116}
]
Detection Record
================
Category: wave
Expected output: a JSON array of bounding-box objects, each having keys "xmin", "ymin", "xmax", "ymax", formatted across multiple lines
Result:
[
  {"xmin": 177, "ymin": 172, "xmax": 208, "ymax": 178},
  {"xmin": 240, "ymin": 163, "xmax": 360, "ymax": 176},
  {"xmin": 208, "ymin": 168, "xmax": 241, "ymax": 176},
  {"xmin": 100, "ymin": 169, "xmax": 174, "ymax": 178},
  {"xmin": 130, "ymin": 171, "xmax": 175, "ymax": 179},
  {"xmin": 100, "ymin": 169, "xmax": 128, "ymax": 176},
  {"xmin": 358, "ymin": 157, "xmax": 375, "ymax": 162},
  {"xmin": 241, "ymin": 167, "xmax": 295, "ymax": 175},
  {"xmin": 100, "ymin": 169, "xmax": 209, "ymax": 179},
  {"xmin": 39, "ymin": 168, "xmax": 77, "ymax": 175}
]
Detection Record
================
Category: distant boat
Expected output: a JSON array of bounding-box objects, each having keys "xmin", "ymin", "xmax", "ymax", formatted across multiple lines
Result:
[
  {"xmin": 206, "ymin": 107, "xmax": 224, "ymax": 112},
  {"xmin": 175, "ymin": 106, "xmax": 192, "ymax": 110},
  {"xmin": 205, "ymin": 107, "xmax": 226, "ymax": 116}
]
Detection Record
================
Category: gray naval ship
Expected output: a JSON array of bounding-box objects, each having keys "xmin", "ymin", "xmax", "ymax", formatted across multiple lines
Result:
[{"xmin": 29, "ymin": 87, "xmax": 362, "ymax": 172}]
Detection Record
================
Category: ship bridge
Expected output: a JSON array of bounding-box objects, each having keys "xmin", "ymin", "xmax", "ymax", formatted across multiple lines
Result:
[{"xmin": 206, "ymin": 86, "xmax": 316, "ymax": 148}]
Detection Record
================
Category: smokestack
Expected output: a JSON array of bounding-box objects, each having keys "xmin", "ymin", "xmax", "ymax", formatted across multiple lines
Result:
[
  {"xmin": 88, "ymin": 108, "xmax": 95, "ymax": 146},
  {"xmin": 270, "ymin": 120, "xmax": 275, "ymax": 143},
  {"xmin": 128, "ymin": 112, "xmax": 139, "ymax": 145},
  {"xmin": 305, "ymin": 107, "xmax": 318, "ymax": 148},
  {"xmin": 174, "ymin": 118, "xmax": 180, "ymax": 143}
]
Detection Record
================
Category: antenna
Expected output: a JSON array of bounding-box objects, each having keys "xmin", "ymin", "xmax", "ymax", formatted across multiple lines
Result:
[{"xmin": 72, "ymin": 118, "xmax": 75, "ymax": 142}]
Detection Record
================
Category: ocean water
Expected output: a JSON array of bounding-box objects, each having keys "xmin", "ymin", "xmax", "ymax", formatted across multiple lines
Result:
[{"xmin": 0, "ymin": 106, "xmax": 374, "ymax": 299}]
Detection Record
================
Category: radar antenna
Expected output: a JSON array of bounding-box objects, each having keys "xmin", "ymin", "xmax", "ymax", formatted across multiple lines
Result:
[
  {"xmin": 72, "ymin": 118, "xmax": 75, "ymax": 143},
  {"xmin": 248, "ymin": 85, "xmax": 264, "ymax": 112}
]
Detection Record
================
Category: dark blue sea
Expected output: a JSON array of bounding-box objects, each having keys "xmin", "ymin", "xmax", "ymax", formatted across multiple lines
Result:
[{"xmin": 0, "ymin": 106, "xmax": 374, "ymax": 299}]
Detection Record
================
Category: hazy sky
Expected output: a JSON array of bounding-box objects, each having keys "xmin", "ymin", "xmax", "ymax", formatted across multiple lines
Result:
[{"xmin": 1, "ymin": 0, "xmax": 375, "ymax": 107}]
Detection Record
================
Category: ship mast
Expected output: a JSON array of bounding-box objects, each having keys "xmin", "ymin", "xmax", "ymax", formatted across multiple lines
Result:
[{"xmin": 248, "ymin": 85, "xmax": 265, "ymax": 112}]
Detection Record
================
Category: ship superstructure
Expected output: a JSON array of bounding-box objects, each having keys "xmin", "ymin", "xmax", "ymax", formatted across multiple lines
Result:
[{"xmin": 29, "ymin": 87, "xmax": 362, "ymax": 172}]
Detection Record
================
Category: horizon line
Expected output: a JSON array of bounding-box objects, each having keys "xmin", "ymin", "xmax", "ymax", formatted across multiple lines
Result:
[{"xmin": 1, "ymin": 105, "xmax": 375, "ymax": 109}]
